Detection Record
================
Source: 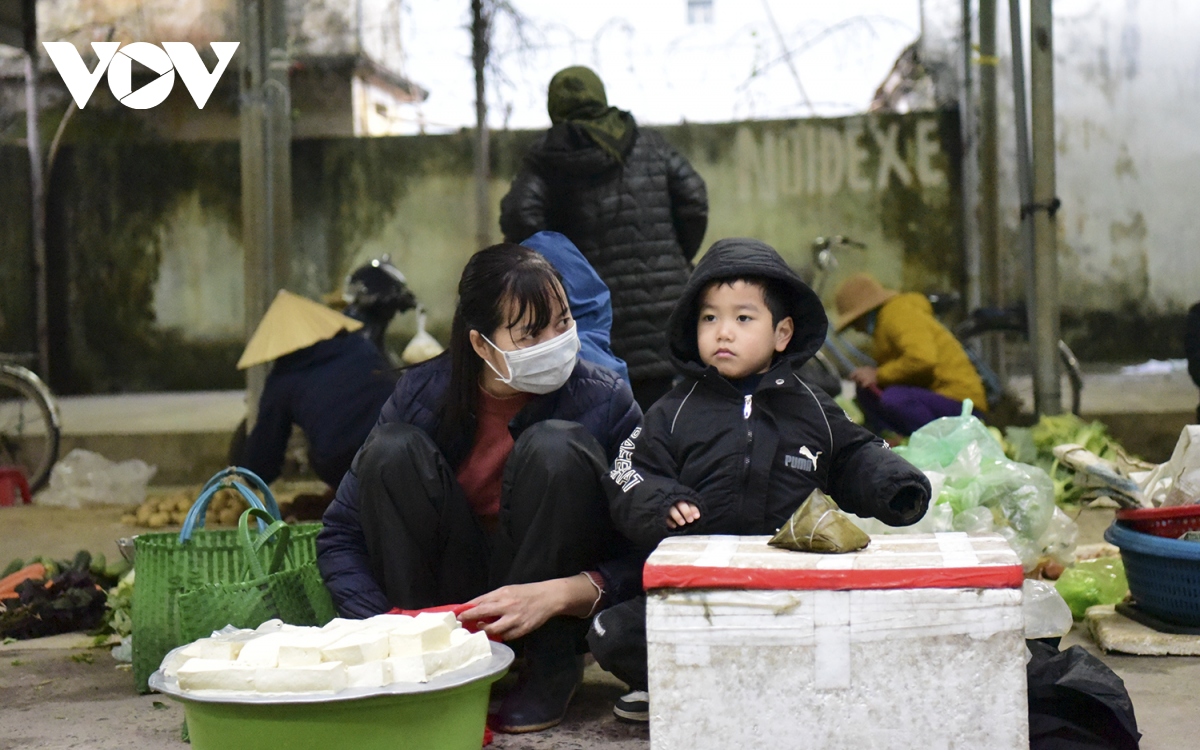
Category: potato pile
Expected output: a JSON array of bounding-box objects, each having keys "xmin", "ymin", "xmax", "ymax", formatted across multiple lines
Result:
[{"xmin": 121, "ymin": 488, "xmax": 251, "ymax": 529}]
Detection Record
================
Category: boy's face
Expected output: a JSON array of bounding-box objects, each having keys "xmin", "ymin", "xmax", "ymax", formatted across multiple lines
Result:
[{"xmin": 697, "ymin": 281, "xmax": 794, "ymax": 379}]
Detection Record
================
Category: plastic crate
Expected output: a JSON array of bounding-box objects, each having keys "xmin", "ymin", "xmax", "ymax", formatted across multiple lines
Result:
[
  {"xmin": 1115, "ymin": 505, "xmax": 1200, "ymax": 538},
  {"xmin": 1105, "ymin": 521, "xmax": 1200, "ymax": 627}
]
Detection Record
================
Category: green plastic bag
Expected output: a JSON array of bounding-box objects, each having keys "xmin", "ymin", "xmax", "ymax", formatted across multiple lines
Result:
[
  {"xmin": 893, "ymin": 400, "xmax": 1060, "ymax": 569},
  {"xmin": 1055, "ymin": 557, "xmax": 1129, "ymax": 620}
]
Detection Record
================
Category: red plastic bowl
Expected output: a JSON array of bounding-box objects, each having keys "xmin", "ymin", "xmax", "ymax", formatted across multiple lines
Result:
[{"xmin": 1115, "ymin": 505, "xmax": 1200, "ymax": 538}]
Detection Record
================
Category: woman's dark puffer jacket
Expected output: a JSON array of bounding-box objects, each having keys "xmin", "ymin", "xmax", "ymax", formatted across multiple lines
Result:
[
  {"xmin": 318, "ymin": 352, "xmax": 644, "ymax": 618},
  {"xmin": 500, "ymin": 124, "xmax": 709, "ymax": 382}
]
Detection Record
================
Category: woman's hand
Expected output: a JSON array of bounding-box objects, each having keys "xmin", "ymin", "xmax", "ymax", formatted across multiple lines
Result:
[
  {"xmin": 457, "ymin": 575, "xmax": 597, "ymax": 641},
  {"xmin": 849, "ymin": 366, "xmax": 879, "ymax": 389}
]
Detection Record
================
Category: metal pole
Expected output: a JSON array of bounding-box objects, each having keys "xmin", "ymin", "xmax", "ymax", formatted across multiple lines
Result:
[
  {"xmin": 979, "ymin": 0, "xmax": 1004, "ymax": 378},
  {"xmin": 961, "ymin": 0, "xmax": 981, "ymax": 320},
  {"xmin": 1029, "ymin": 0, "xmax": 1061, "ymax": 415},
  {"xmin": 1007, "ymin": 0, "xmax": 1040, "ymax": 404},
  {"xmin": 240, "ymin": 0, "xmax": 292, "ymax": 430},
  {"xmin": 21, "ymin": 0, "xmax": 48, "ymax": 380},
  {"xmin": 471, "ymin": 0, "xmax": 491, "ymax": 250}
]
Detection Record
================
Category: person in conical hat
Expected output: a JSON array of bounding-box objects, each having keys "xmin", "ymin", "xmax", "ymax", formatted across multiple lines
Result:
[
  {"xmin": 834, "ymin": 273, "xmax": 986, "ymax": 435},
  {"xmin": 233, "ymin": 290, "xmax": 398, "ymax": 491}
]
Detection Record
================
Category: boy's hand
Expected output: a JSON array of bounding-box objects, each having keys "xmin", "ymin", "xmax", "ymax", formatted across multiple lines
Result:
[{"xmin": 667, "ymin": 501, "xmax": 701, "ymax": 529}]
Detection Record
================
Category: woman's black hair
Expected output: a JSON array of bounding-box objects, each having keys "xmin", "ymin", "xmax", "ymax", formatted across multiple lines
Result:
[{"xmin": 435, "ymin": 243, "xmax": 567, "ymax": 466}]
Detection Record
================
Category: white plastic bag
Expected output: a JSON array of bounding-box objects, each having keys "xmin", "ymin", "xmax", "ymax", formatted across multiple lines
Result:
[
  {"xmin": 401, "ymin": 311, "xmax": 444, "ymax": 365},
  {"xmin": 35, "ymin": 449, "xmax": 156, "ymax": 508},
  {"xmin": 1023, "ymin": 579, "xmax": 1073, "ymax": 639},
  {"xmin": 1140, "ymin": 425, "xmax": 1200, "ymax": 507}
]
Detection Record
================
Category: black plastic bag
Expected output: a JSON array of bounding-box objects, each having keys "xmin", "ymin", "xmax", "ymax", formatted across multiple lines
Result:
[{"xmin": 1027, "ymin": 640, "xmax": 1141, "ymax": 750}]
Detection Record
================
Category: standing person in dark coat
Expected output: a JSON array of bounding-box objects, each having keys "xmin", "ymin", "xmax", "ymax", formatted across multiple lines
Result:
[
  {"xmin": 1187, "ymin": 301, "xmax": 1200, "ymax": 423},
  {"xmin": 318, "ymin": 244, "xmax": 643, "ymax": 733},
  {"xmin": 500, "ymin": 65, "xmax": 708, "ymax": 411}
]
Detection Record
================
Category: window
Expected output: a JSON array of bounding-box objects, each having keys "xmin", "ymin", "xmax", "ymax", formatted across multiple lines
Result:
[{"xmin": 688, "ymin": 0, "xmax": 713, "ymax": 25}]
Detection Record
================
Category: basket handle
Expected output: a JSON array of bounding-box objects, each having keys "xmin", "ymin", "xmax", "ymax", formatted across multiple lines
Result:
[
  {"xmin": 200, "ymin": 467, "xmax": 282, "ymax": 519},
  {"xmin": 237, "ymin": 507, "xmax": 292, "ymax": 578},
  {"xmin": 178, "ymin": 478, "xmax": 278, "ymax": 544}
]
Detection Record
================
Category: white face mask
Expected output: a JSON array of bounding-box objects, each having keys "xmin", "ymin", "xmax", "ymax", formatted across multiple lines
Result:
[{"xmin": 480, "ymin": 323, "xmax": 580, "ymax": 394}]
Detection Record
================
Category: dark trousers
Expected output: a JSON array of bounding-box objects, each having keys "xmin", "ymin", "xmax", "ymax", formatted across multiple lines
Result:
[
  {"xmin": 857, "ymin": 384, "xmax": 974, "ymax": 436},
  {"xmin": 588, "ymin": 595, "xmax": 648, "ymax": 691},
  {"xmin": 354, "ymin": 419, "xmax": 620, "ymax": 613}
]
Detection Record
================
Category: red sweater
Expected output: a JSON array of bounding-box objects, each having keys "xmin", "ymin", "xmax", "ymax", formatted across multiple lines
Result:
[{"xmin": 455, "ymin": 389, "xmax": 532, "ymax": 520}]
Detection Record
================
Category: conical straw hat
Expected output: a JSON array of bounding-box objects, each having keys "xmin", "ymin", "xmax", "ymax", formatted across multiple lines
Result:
[
  {"xmin": 834, "ymin": 273, "xmax": 898, "ymax": 332},
  {"xmin": 237, "ymin": 290, "xmax": 363, "ymax": 369}
]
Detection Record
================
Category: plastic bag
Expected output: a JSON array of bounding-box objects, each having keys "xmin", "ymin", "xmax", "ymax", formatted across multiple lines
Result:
[
  {"xmin": 35, "ymin": 449, "xmax": 156, "ymax": 508},
  {"xmin": 1055, "ymin": 557, "xmax": 1129, "ymax": 620},
  {"xmin": 1023, "ymin": 579, "xmax": 1074, "ymax": 639},
  {"xmin": 893, "ymin": 401, "xmax": 1068, "ymax": 570},
  {"xmin": 769, "ymin": 489, "xmax": 870, "ymax": 553},
  {"xmin": 1140, "ymin": 425, "xmax": 1200, "ymax": 507},
  {"xmin": 401, "ymin": 310, "xmax": 444, "ymax": 365}
]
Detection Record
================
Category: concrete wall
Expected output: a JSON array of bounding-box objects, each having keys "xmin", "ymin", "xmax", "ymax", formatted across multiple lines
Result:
[
  {"xmin": 921, "ymin": 0, "xmax": 1198, "ymax": 359},
  {"xmin": 0, "ymin": 110, "xmax": 960, "ymax": 393}
]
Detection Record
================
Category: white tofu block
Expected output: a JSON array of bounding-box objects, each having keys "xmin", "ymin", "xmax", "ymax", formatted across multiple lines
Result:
[
  {"xmin": 414, "ymin": 611, "xmax": 461, "ymax": 631},
  {"xmin": 177, "ymin": 659, "xmax": 256, "ymax": 692},
  {"xmin": 451, "ymin": 629, "xmax": 491, "ymax": 667},
  {"xmin": 161, "ymin": 643, "xmax": 202, "ymax": 677},
  {"xmin": 276, "ymin": 643, "xmax": 323, "ymax": 667},
  {"xmin": 254, "ymin": 662, "xmax": 348, "ymax": 694},
  {"xmin": 275, "ymin": 628, "xmax": 347, "ymax": 668},
  {"xmin": 235, "ymin": 632, "xmax": 293, "ymax": 667},
  {"xmin": 361, "ymin": 614, "xmax": 414, "ymax": 629},
  {"xmin": 387, "ymin": 619, "xmax": 452, "ymax": 657},
  {"xmin": 321, "ymin": 617, "xmax": 374, "ymax": 634},
  {"xmin": 322, "ymin": 630, "xmax": 390, "ymax": 666},
  {"xmin": 197, "ymin": 638, "xmax": 245, "ymax": 661},
  {"xmin": 384, "ymin": 654, "xmax": 429, "ymax": 683},
  {"xmin": 421, "ymin": 645, "xmax": 455, "ymax": 676},
  {"xmin": 421, "ymin": 629, "xmax": 492, "ymax": 678},
  {"xmin": 347, "ymin": 661, "xmax": 392, "ymax": 688}
]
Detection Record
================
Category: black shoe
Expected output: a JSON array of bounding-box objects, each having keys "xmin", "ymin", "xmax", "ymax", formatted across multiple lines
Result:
[
  {"xmin": 613, "ymin": 690, "xmax": 649, "ymax": 723},
  {"xmin": 493, "ymin": 621, "xmax": 585, "ymax": 733}
]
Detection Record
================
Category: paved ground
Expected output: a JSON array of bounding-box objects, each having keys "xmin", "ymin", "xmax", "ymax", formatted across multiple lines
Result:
[{"xmin": 0, "ymin": 645, "xmax": 648, "ymax": 750}]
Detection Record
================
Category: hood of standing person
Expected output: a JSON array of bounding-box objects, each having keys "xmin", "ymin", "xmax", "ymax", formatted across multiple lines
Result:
[
  {"xmin": 521, "ymin": 231, "xmax": 630, "ymax": 382},
  {"xmin": 237, "ymin": 290, "xmax": 364, "ymax": 369},
  {"xmin": 530, "ymin": 66, "xmax": 637, "ymax": 177},
  {"xmin": 666, "ymin": 238, "xmax": 828, "ymax": 378}
]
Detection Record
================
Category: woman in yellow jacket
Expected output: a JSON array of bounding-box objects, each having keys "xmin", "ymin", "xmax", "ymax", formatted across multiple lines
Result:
[{"xmin": 834, "ymin": 273, "xmax": 986, "ymax": 435}]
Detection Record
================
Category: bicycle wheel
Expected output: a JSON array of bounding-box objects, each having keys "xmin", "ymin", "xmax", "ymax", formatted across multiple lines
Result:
[{"xmin": 0, "ymin": 364, "xmax": 62, "ymax": 492}]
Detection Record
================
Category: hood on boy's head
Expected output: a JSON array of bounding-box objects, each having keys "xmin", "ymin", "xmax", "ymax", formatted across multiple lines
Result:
[{"xmin": 666, "ymin": 237, "xmax": 828, "ymax": 374}]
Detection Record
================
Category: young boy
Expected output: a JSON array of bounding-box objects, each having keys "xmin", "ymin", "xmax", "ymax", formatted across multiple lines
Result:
[{"xmin": 590, "ymin": 237, "xmax": 931, "ymax": 723}]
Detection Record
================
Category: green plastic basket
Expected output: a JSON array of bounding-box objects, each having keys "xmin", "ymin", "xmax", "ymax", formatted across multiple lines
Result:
[{"xmin": 131, "ymin": 468, "xmax": 324, "ymax": 692}]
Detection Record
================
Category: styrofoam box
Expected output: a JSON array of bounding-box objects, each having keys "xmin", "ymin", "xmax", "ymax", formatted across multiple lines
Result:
[{"xmin": 645, "ymin": 532, "xmax": 1028, "ymax": 750}]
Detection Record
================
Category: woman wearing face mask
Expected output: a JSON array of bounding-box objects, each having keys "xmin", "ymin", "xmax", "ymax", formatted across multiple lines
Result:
[{"xmin": 317, "ymin": 243, "xmax": 642, "ymax": 733}]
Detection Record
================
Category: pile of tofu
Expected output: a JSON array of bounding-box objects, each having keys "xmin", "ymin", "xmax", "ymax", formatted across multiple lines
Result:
[{"xmin": 162, "ymin": 612, "xmax": 492, "ymax": 694}]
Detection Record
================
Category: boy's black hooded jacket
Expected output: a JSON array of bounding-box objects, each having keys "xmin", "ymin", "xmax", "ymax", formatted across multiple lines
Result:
[{"xmin": 604, "ymin": 238, "xmax": 930, "ymax": 550}]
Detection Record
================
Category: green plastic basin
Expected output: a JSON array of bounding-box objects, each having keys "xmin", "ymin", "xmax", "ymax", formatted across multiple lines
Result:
[{"xmin": 152, "ymin": 645, "xmax": 512, "ymax": 750}]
